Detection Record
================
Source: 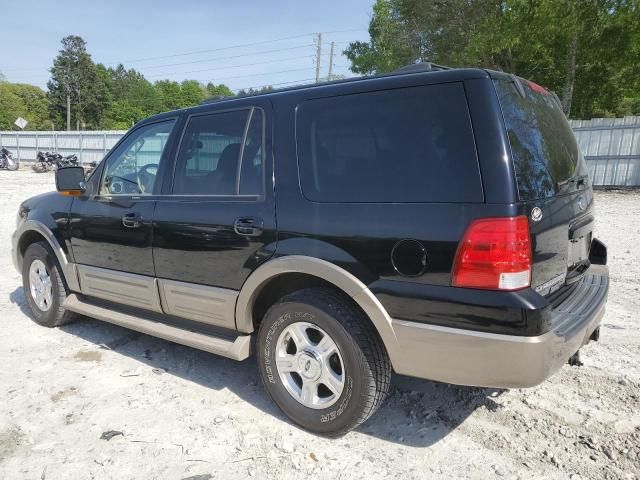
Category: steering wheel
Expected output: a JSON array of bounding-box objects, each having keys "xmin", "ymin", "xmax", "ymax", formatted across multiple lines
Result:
[{"xmin": 137, "ymin": 164, "xmax": 159, "ymax": 193}]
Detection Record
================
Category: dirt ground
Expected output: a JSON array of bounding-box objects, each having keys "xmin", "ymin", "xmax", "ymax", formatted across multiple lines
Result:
[{"xmin": 0, "ymin": 169, "xmax": 638, "ymax": 480}]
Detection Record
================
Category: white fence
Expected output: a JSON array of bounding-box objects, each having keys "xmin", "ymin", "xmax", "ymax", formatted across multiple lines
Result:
[
  {"xmin": 2, "ymin": 117, "xmax": 640, "ymax": 187},
  {"xmin": 0, "ymin": 130, "xmax": 126, "ymax": 164}
]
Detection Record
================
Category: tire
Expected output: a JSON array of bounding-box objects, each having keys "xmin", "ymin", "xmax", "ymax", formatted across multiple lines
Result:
[
  {"xmin": 7, "ymin": 159, "xmax": 19, "ymax": 171},
  {"xmin": 22, "ymin": 241, "xmax": 77, "ymax": 327},
  {"xmin": 256, "ymin": 287, "xmax": 391, "ymax": 436}
]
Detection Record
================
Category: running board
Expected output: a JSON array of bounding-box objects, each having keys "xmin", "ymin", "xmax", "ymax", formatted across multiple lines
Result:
[{"xmin": 63, "ymin": 294, "xmax": 251, "ymax": 361}]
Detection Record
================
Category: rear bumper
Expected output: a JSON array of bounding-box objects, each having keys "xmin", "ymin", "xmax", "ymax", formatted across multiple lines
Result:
[{"xmin": 390, "ymin": 265, "xmax": 609, "ymax": 388}]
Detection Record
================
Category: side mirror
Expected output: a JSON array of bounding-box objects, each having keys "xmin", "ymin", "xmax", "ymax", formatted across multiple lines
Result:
[{"xmin": 56, "ymin": 166, "xmax": 86, "ymax": 196}]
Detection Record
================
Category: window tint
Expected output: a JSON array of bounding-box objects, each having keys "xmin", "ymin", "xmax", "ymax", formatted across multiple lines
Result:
[
  {"xmin": 494, "ymin": 79, "xmax": 588, "ymax": 200},
  {"xmin": 173, "ymin": 109, "xmax": 264, "ymax": 196},
  {"xmin": 100, "ymin": 120, "xmax": 174, "ymax": 195},
  {"xmin": 296, "ymin": 83, "xmax": 482, "ymax": 203}
]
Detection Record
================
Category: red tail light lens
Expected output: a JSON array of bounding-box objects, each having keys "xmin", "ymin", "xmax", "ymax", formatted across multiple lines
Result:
[{"xmin": 452, "ymin": 216, "xmax": 532, "ymax": 291}]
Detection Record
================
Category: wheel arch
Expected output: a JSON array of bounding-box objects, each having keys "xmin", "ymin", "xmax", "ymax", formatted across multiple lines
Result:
[
  {"xmin": 235, "ymin": 255, "xmax": 399, "ymax": 359},
  {"xmin": 14, "ymin": 221, "xmax": 80, "ymax": 292}
]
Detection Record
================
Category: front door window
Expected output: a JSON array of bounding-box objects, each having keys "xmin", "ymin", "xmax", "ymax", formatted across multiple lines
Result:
[{"xmin": 100, "ymin": 120, "xmax": 175, "ymax": 195}]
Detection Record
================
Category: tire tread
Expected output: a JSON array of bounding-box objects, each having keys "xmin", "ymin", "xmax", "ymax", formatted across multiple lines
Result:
[{"xmin": 269, "ymin": 287, "xmax": 391, "ymax": 435}]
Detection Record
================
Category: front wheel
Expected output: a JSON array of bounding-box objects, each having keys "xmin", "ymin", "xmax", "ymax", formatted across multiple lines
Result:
[
  {"xmin": 22, "ymin": 242, "xmax": 77, "ymax": 327},
  {"xmin": 257, "ymin": 288, "xmax": 391, "ymax": 436}
]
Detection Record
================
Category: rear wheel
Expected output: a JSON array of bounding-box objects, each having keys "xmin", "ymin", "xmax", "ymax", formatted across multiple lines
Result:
[
  {"xmin": 256, "ymin": 288, "xmax": 391, "ymax": 436},
  {"xmin": 22, "ymin": 242, "xmax": 77, "ymax": 327}
]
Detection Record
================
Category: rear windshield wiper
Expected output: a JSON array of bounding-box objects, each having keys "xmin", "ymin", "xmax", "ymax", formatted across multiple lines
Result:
[{"xmin": 556, "ymin": 174, "xmax": 587, "ymax": 191}]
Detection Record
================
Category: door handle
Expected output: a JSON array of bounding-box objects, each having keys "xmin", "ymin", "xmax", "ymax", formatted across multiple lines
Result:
[
  {"xmin": 122, "ymin": 213, "xmax": 142, "ymax": 228},
  {"xmin": 234, "ymin": 217, "xmax": 263, "ymax": 237}
]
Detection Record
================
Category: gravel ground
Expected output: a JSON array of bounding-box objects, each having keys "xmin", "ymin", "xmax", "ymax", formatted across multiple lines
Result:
[{"xmin": 0, "ymin": 169, "xmax": 638, "ymax": 480}]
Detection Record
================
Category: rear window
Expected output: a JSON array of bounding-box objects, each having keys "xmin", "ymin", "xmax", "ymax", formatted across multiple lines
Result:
[
  {"xmin": 494, "ymin": 79, "xmax": 588, "ymax": 200},
  {"xmin": 296, "ymin": 83, "xmax": 482, "ymax": 203}
]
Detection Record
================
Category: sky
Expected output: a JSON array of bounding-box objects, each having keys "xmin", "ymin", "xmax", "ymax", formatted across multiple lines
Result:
[{"xmin": 0, "ymin": 0, "xmax": 373, "ymax": 92}]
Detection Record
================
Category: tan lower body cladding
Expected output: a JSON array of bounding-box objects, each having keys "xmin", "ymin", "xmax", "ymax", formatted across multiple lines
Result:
[{"xmin": 76, "ymin": 265, "xmax": 237, "ymax": 329}]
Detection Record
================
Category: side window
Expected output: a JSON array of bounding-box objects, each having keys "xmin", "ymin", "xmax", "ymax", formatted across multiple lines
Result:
[
  {"xmin": 100, "ymin": 120, "xmax": 175, "ymax": 195},
  {"xmin": 296, "ymin": 84, "xmax": 482, "ymax": 203},
  {"xmin": 173, "ymin": 108, "xmax": 264, "ymax": 196}
]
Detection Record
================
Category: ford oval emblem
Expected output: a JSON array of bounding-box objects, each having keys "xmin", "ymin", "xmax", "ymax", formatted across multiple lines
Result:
[{"xmin": 531, "ymin": 207, "xmax": 543, "ymax": 222}]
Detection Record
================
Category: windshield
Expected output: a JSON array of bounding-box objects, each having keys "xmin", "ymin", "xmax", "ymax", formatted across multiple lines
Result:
[{"xmin": 494, "ymin": 78, "xmax": 588, "ymax": 200}]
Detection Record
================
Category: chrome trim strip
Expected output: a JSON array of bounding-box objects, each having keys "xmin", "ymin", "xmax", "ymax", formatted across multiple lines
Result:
[
  {"xmin": 76, "ymin": 265, "xmax": 163, "ymax": 313},
  {"xmin": 13, "ymin": 220, "xmax": 81, "ymax": 292},
  {"xmin": 157, "ymin": 279, "xmax": 237, "ymax": 329},
  {"xmin": 64, "ymin": 293, "xmax": 251, "ymax": 361}
]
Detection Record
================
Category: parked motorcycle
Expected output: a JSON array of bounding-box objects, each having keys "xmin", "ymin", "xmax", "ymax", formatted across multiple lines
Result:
[
  {"xmin": 32, "ymin": 151, "xmax": 79, "ymax": 172},
  {"xmin": 0, "ymin": 147, "xmax": 19, "ymax": 171},
  {"xmin": 84, "ymin": 160, "xmax": 98, "ymax": 176}
]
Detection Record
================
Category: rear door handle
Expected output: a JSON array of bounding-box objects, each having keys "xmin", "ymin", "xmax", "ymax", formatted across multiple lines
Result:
[
  {"xmin": 122, "ymin": 213, "xmax": 142, "ymax": 228},
  {"xmin": 234, "ymin": 217, "xmax": 263, "ymax": 237}
]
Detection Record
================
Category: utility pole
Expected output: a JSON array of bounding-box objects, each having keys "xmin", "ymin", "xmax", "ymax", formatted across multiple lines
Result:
[
  {"xmin": 66, "ymin": 94, "xmax": 71, "ymax": 131},
  {"xmin": 65, "ymin": 63, "xmax": 71, "ymax": 131},
  {"xmin": 328, "ymin": 41, "xmax": 335, "ymax": 81},
  {"xmin": 315, "ymin": 33, "xmax": 322, "ymax": 83}
]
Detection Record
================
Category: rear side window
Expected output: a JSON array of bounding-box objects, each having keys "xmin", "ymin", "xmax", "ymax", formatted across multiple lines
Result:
[
  {"xmin": 494, "ymin": 79, "xmax": 588, "ymax": 200},
  {"xmin": 173, "ymin": 108, "xmax": 264, "ymax": 196},
  {"xmin": 296, "ymin": 83, "xmax": 482, "ymax": 203}
]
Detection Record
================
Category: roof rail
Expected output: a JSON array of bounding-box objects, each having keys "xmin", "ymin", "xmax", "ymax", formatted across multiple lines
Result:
[
  {"xmin": 393, "ymin": 62, "xmax": 452, "ymax": 74},
  {"xmin": 199, "ymin": 95, "xmax": 232, "ymax": 105}
]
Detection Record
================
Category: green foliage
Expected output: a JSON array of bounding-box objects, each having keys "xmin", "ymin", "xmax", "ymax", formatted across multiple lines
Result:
[
  {"xmin": 346, "ymin": 0, "xmax": 640, "ymax": 118},
  {"xmin": 0, "ymin": 82, "xmax": 51, "ymax": 130},
  {"xmin": 47, "ymin": 36, "xmax": 111, "ymax": 129},
  {"xmin": 3, "ymin": 34, "xmax": 285, "ymax": 131},
  {"xmin": 236, "ymin": 85, "xmax": 275, "ymax": 97},
  {"xmin": 206, "ymin": 83, "xmax": 234, "ymax": 97}
]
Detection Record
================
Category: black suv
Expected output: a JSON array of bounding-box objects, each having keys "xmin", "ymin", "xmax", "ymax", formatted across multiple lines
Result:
[{"xmin": 12, "ymin": 65, "xmax": 609, "ymax": 436}]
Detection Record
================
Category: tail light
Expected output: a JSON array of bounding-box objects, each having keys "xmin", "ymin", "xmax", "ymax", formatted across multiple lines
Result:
[{"xmin": 452, "ymin": 216, "xmax": 532, "ymax": 291}]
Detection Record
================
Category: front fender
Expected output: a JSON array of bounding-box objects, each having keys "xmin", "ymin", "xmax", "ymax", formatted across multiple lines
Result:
[{"xmin": 12, "ymin": 219, "xmax": 80, "ymax": 292}]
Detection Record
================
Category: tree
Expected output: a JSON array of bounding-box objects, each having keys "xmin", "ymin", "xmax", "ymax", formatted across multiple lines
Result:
[
  {"xmin": 180, "ymin": 80, "xmax": 207, "ymax": 105},
  {"xmin": 100, "ymin": 64, "xmax": 160, "ymax": 128},
  {"xmin": 0, "ymin": 82, "xmax": 50, "ymax": 130},
  {"xmin": 206, "ymin": 82, "xmax": 234, "ymax": 97},
  {"xmin": 345, "ymin": 0, "xmax": 640, "ymax": 118},
  {"xmin": 154, "ymin": 80, "xmax": 184, "ymax": 111},
  {"xmin": 236, "ymin": 85, "xmax": 274, "ymax": 97},
  {"xmin": 47, "ymin": 36, "xmax": 110, "ymax": 129}
]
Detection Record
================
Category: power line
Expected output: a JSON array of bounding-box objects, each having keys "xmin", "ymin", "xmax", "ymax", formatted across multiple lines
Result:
[
  {"xmin": 101, "ymin": 29, "xmax": 366, "ymax": 65},
  {"xmin": 210, "ymin": 67, "xmax": 312, "ymax": 82},
  {"xmin": 8, "ymin": 54, "xmax": 314, "ymax": 81},
  {"xmin": 128, "ymin": 44, "xmax": 313, "ymax": 71},
  {"xmin": 0, "ymin": 29, "xmax": 367, "ymax": 72},
  {"xmin": 145, "ymin": 55, "xmax": 313, "ymax": 79}
]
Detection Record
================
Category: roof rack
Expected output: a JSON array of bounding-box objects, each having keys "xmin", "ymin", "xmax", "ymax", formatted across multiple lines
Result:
[
  {"xmin": 199, "ymin": 95, "xmax": 232, "ymax": 105},
  {"xmin": 197, "ymin": 61, "xmax": 454, "ymax": 105},
  {"xmin": 393, "ymin": 62, "xmax": 452, "ymax": 74}
]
